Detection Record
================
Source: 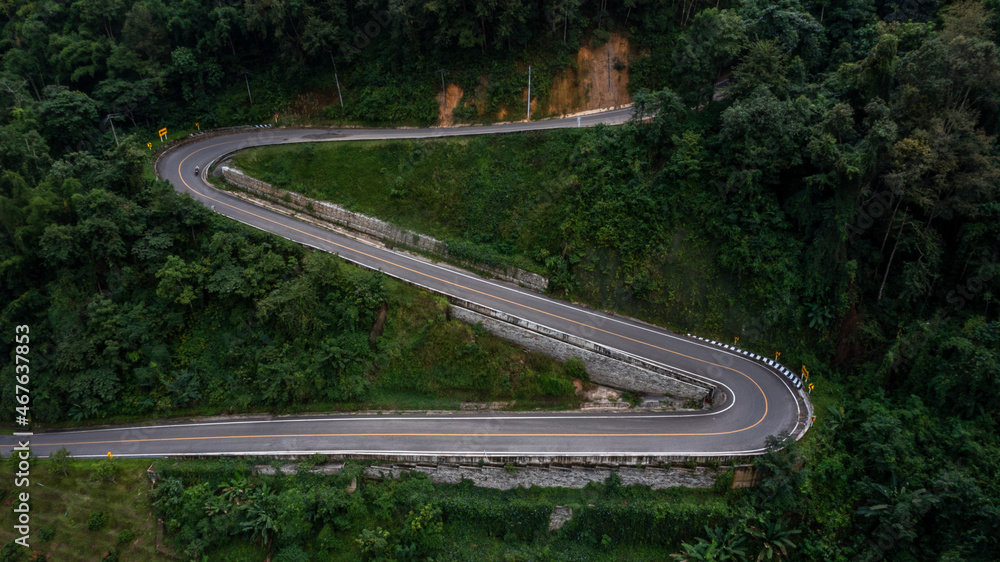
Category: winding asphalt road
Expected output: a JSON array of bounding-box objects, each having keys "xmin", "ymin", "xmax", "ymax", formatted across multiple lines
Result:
[{"xmin": 4, "ymin": 110, "xmax": 810, "ymax": 460}]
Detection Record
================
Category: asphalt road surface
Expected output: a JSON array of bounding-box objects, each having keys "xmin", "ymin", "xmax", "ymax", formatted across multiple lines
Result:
[{"xmin": 3, "ymin": 109, "xmax": 810, "ymax": 459}]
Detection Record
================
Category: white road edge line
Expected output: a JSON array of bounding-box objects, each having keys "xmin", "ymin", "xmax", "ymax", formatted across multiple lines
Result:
[
  {"xmin": 152, "ymin": 108, "xmax": 809, "ymax": 455},
  {"xmin": 72, "ymin": 449, "xmax": 771, "ymax": 458}
]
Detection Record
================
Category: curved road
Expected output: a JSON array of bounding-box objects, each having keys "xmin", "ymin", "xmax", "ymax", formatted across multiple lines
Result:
[{"xmin": 4, "ymin": 110, "xmax": 810, "ymax": 460}]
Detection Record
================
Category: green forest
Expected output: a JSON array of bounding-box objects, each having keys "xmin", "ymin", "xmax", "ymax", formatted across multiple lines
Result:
[{"xmin": 1, "ymin": 0, "xmax": 999, "ymax": 559}]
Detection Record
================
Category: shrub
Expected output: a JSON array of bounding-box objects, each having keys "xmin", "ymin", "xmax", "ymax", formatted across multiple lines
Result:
[
  {"xmin": 355, "ymin": 527, "xmax": 390, "ymax": 559},
  {"xmin": 592, "ymin": 28, "xmax": 611, "ymax": 47},
  {"xmin": 564, "ymin": 357, "xmax": 588, "ymax": 381},
  {"xmin": 183, "ymin": 539, "xmax": 206, "ymax": 561},
  {"xmin": 539, "ymin": 373, "xmax": 575, "ymax": 396},
  {"xmin": 274, "ymin": 545, "xmax": 310, "ymax": 562},
  {"xmin": 91, "ymin": 458, "xmax": 119, "ymax": 483},
  {"xmin": 621, "ymin": 391, "xmax": 643, "ymax": 407},
  {"xmin": 400, "ymin": 504, "xmax": 444, "ymax": 558},
  {"xmin": 49, "ymin": 448, "xmax": 71, "ymax": 477},
  {"xmin": 39, "ymin": 526, "xmax": 56, "ymax": 541},
  {"xmin": 88, "ymin": 510, "xmax": 109, "ymax": 531},
  {"xmin": 317, "ymin": 524, "xmax": 339, "ymax": 551},
  {"xmin": 300, "ymin": 453, "xmax": 329, "ymax": 470},
  {"xmin": 712, "ymin": 468, "xmax": 736, "ymax": 493},
  {"xmin": 564, "ymin": 501, "xmax": 732, "ymax": 546},
  {"xmin": 439, "ymin": 496, "xmax": 551, "ymax": 540},
  {"xmin": 117, "ymin": 529, "xmax": 135, "ymax": 544}
]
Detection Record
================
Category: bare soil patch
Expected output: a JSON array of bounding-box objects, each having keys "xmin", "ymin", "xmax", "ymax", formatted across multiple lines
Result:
[
  {"xmin": 546, "ymin": 33, "xmax": 632, "ymax": 116},
  {"xmin": 437, "ymin": 83, "xmax": 464, "ymax": 126}
]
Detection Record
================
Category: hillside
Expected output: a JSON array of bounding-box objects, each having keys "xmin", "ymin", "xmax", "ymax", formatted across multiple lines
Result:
[{"xmin": 1, "ymin": 0, "xmax": 999, "ymax": 560}]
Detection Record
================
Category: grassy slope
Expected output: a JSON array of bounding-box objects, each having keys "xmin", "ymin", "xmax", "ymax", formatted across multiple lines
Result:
[
  {"xmin": 232, "ymin": 131, "xmax": 583, "ymax": 275},
  {"xmin": 0, "ymin": 458, "xmax": 168, "ymax": 561},
  {"xmin": 370, "ymin": 277, "xmax": 581, "ymax": 410},
  {"xmin": 231, "ymin": 133, "xmax": 755, "ymax": 345}
]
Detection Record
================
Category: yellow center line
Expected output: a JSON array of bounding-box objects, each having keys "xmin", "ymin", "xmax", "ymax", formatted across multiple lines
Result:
[
  {"xmin": 166, "ymin": 135, "xmax": 770, "ymax": 439},
  {"xmin": 17, "ymin": 427, "xmax": 755, "ymax": 449}
]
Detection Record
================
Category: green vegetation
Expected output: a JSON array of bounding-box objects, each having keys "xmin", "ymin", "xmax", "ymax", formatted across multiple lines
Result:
[
  {"xmin": 232, "ymin": 132, "xmax": 586, "ymax": 275},
  {"xmin": 148, "ymin": 458, "xmax": 734, "ymax": 561},
  {"xmin": 230, "ymin": 128, "xmax": 739, "ymax": 336},
  {"xmin": 0, "ymin": 78, "xmax": 582, "ymax": 426},
  {"xmin": 0, "ymin": 167, "xmax": 580, "ymax": 424},
  {"xmin": 0, "ymin": 455, "xmax": 167, "ymax": 561},
  {"xmin": 0, "ymin": 0, "xmax": 653, "ymax": 133},
  {"xmin": 2, "ymin": 0, "xmax": 1000, "ymax": 559},
  {"xmin": 0, "ymin": 455, "xmax": 748, "ymax": 561},
  {"xmin": 232, "ymin": 1, "xmax": 999, "ymax": 559},
  {"xmin": 369, "ymin": 282, "xmax": 583, "ymax": 411}
]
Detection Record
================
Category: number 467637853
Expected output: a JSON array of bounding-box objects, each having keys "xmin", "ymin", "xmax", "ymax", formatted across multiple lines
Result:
[{"xmin": 14, "ymin": 325, "xmax": 29, "ymax": 422}]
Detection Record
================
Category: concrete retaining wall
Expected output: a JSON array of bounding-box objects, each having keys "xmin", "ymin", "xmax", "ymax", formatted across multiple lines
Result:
[
  {"xmin": 221, "ymin": 166, "xmax": 548, "ymax": 292},
  {"xmin": 451, "ymin": 305, "xmax": 712, "ymax": 400}
]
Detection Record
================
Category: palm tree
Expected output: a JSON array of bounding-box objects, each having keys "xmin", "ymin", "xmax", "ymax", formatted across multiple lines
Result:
[
  {"xmin": 219, "ymin": 474, "xmax": 252, "ymax": 506},
  {"xmin": 239, "ymin": 483, "xmax": 278, "ymax": 549},
  {"xmin": 241, "ymin": 500, "xmax": 278, "ymax": 548},
  {"xmin": 747, "ymin": 517, "xmax": 801, "ymax": 560},
  {"xmin": 204, "ymin": 494, "xmax": 229, "ymax": 517},
  {"xmin": 672, "ymin": 525, "xmax": 748, "ymax": 561}
]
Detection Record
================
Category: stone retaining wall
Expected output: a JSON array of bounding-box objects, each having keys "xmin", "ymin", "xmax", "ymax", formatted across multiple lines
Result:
[
  {"xmin": 450, "ymin": 305, "xmax": 712, "ymax": 400},
  {"xmin": 364, "ymin": 463, "xmax": 722, "ymax": 490},
  {"xmin": 218, "ymin": 167, "xmax": 714, "ymax": 401},
  {"xmin": 221, "ymin": 166, "xmax": 548, "ymax": 292},
  {"xmin": 247, "ymin": 460, "xmax": 732, "ymax": 489}
]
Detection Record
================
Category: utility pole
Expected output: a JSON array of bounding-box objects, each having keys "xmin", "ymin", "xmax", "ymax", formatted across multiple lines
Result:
[
  {"xmin": 335, "ymin": 72, "xmax": 344, "ymax": 111},
  {"xmin": 330, "ymin": 53, "xmax": 345, "ymax": 111},
  {"xmin": 241, "ymin": 71, "xmax": 254, "ymax": 105},
  {"xmin": 103, "ymin": 113, "xmax": 121, "ymax": 147},
  {"xmin": 527, "ymin": 65, "xmax": 531, "ymax": 121},
  {"xmin": 438, "ymin": 68, "xmax": 447, "ymax": 103}
]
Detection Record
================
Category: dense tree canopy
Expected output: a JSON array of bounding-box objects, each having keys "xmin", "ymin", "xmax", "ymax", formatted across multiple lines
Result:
[{"xmin": 1, "ymin": 0, "xmax": 999, "ymax": 559}]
